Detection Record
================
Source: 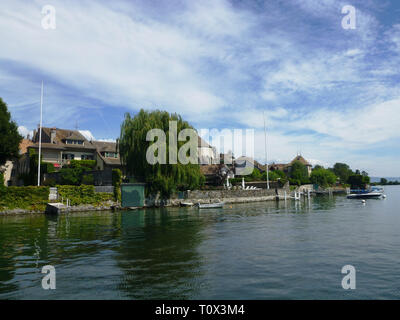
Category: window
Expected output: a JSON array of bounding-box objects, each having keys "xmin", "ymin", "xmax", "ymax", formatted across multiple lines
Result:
[
  {"xmin": 81, "ymin": 154, "xmax": 94, "ymax": 160},
  {"xmin": 62, "ymin": 153, "xmax": 75, "ymax": 160},
  {"xmin": 103, "ymin": 152, "xmax": 118, "ymax": 158},
  {"xmin": 65, "ymin": 139, "xmax": 83, "ymax": 145}
]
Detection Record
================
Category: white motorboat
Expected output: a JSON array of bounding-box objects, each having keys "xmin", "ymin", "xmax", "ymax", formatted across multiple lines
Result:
[
  {"xmin": 347, "ymin": 187, "xmax": 385, "ymax": 199},
  {"xmin": 197, "ymin": 202, "xmax": 224, "ymax": 209}
]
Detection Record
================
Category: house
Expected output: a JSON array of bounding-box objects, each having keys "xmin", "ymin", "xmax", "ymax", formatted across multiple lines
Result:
[
  {"xmin": 234, "ymin": 156, "xmax": 266, "ymax": 176},
  {"xmin": 198, "ymin": 136, "xmax": 218, "ymax": 165},
  {"xmin": 270, "ymin": 155, "xmax": 312, "ymax": 177},
  {"xmin": 29, "ymin": 127, "xmax": 97, "ymax": 167},
  {"xmin": 90, "ymin": 140, "xmax": 122, "ymax": 171},
  {"xmin": 287, "ymin": 155, "xmax": 312, "ymax": 176},
  {"xmin": 28, "ymin": 127, "xmax": 121, "ymax": 171},
  {"xmin": 200, "ymin": 164, "xmax": 234, "ymax": 185}
]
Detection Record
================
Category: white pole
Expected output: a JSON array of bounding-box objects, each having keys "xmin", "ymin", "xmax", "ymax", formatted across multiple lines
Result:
[
  {"xmin": 37, "ymin": 81, "xmax": 43, "ymax": 186},
  {"xmin": 263, "ymin": 111, "xmax": 269, "ymax": 189}
]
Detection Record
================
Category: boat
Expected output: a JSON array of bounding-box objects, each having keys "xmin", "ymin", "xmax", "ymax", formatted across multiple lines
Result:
[
  {"xmin": 197, "ymin": 202, "xmax": 224, "ymax": 209},
  {"xmin": 180, "ymin": 201, "xmax": 194, "ymax": 207},
  {"xmin": 347, "ymin": 187, "xmax": 384, "ymax": 199}
]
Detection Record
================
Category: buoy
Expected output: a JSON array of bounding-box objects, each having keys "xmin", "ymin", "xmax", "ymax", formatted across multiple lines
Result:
[{"xmin": 361, "ymin": 200, "xmax": 366, "ymax": 204}]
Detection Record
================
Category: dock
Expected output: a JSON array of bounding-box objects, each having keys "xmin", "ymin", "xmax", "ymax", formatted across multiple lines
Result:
[{"xmin": 45, "ymin": 203, "xmax": 68, "ymax": 215}]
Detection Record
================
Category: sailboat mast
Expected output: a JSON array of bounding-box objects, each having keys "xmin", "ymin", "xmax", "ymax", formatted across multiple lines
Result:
[
  {"xmin": 37, "ymin": 81, "xmax": 43, "ymax": 186},
  {"xmin": 263, "ymin": 111, "xmax": 269, "ymax": 189}
]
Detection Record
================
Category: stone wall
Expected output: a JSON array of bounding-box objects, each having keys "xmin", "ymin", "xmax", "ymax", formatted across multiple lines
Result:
[
  {"xmin": 144, "ymin": 187, "xmax": 290, "ymax": 207},
  {"xmin": 186, "ymin": 188, "xmax": 278, "ymax": 199}
]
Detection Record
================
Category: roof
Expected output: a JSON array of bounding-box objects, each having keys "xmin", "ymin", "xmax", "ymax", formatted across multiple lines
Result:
[
  {"xmin": 64, "ymin": 131, "xmax": 85, "ymax": 141},
  {"xmin": 235, "ymin": 156, "xmax": 266, "ymax": 171},
  {"xmin": 290, "ymin": 155, "xmax": 312, "ymax": 166},
  {"xmin": 19, "ymin": 139, "xmax": 34, "ymax": 154},
  {"xmin": 91, "ymin": 140, "xmax": 121, "ymax": 166},
  {"xmin": 200, "ymin": 164, "xmax": 230, "ymax": 175},
  {"xmin": 90, "ymin": 140, "xmax": 117, "ymax": 152},
  {"xmin": 270, "ymin": 163, "xmax": 287, "ymax": 171},
  {"xmin": 31, "ymin": 127, "xmax": 96, "ymax": 151},
  {"xmin": 198, "ymin": 136, "xmax": 211, "ymax": 148}
]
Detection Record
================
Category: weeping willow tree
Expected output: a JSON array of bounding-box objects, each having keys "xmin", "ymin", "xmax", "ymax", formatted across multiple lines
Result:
[{"xmin": 118, "ymin": 109, "xmax": 205, "ymax": 197}]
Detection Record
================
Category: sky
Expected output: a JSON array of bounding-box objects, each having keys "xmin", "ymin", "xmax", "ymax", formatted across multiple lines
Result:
[{"xmin": 1, "ymin": 0, "xmax": 400, "ymax": 176}]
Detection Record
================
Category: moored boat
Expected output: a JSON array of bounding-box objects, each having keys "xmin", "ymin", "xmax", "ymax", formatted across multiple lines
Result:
[
  {"xmin": 347, "ymin": 187, "xmax": 385, "ymax": 199},
  {"xmin": 197, "ymin": 202, "xmax": 224, "ymax": 209}
]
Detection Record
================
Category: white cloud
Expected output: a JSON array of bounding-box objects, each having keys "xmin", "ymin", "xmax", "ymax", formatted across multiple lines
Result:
[
  {"xmin": 79, "ymin": 130, "xmax": 96, "ymax": 141},
  {"xmin": 18, "ymin": 126, "xmax": 33, "ymax": 138},
  {"xmin": 1, "ymin": 0, "xmax": 399, "ymax": 175}
]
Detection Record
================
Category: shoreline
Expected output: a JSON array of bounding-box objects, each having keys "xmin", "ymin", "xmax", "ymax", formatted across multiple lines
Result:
[{"xmin": 1, "ymin": 186, "xmax": 350, "ymax": 216}]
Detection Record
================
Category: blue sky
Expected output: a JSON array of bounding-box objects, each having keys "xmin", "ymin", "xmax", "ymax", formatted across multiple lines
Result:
[{"xmin": 1, "ymin": 0, "xmax": 400, "ymax": 176}]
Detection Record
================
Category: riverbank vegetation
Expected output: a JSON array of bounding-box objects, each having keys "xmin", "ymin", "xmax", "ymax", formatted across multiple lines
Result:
[
  {"xmin": 371, "ymin": 178, "xmax": 400, "ymax": 186},
  {"xmin": 57, "ymin": 185, "xmax": 113, "ymax": 206},
  {"xmin": 0, "ymin": 186, "xmax": 50, "ymax": 211},
  {"xmin": 0, "ymin": 185, "xmax": 114, "ymax": 213},
  {"xmin": 0, "ymin": 98, "xmax": 22, "ymax": 167}
]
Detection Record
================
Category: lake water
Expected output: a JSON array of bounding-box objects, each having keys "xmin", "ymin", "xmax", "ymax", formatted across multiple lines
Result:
[{"xmin": 1, "ymin": 186, "xmax": 400, "ymax": 300}]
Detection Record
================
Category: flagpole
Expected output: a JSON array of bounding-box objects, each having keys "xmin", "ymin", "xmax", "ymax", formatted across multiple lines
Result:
[
  {"xmin": 263, "ymin": 111, "xmax": 269, "ymax": 189},
  {"xmin": 37, "ymin": 81, "xmax": 43, "ymax": 186}
]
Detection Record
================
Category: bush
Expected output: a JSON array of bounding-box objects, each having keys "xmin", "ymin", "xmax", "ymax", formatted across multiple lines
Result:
[
  {"xmin": 0, "ymin": 186, "xmax": 50, "ymax": 211},
  {"xmin": 289, "ymin": 178, "xmax": 301, "ymax": 186},
  {"xmin": 112, "ymin": 168, "xmax": 122, "ymax": 202},
  {"xmin": 81, "ymin": 174, "xmax": 94, "ymax": 185},
  {"xmin": 56, "ymin": 185, "xmax": 112, "ymax": 206},
  {"xmin": 68, "ymin": 160, "xmax": 96, "ymax": 170},
  {"xmin": 0, "ymin": 172, "xmax": 5, "ymax": 190},
  {"xmin": 43, "ymin": 177, "xmax": 57, "ymax": 187},
  {"xmin": 59, "ymin": 167, "xmax": 83, "ymax": 185},
  {"xmin": 310, "ymin": 168, "xmax": 337, "ymax": 187}
]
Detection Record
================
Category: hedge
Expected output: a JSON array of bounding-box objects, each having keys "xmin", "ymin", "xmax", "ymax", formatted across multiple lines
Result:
[
  {"xmin": 0, "ymin": 186, "xmax": 50, "ymax": 211},
  {"xmin": 56, "ymin": 185, "xmax": 113, "ymax": 206},
  {"xmin": 112, "ymin": 169, "xmax": 122, "ymax": 202}
]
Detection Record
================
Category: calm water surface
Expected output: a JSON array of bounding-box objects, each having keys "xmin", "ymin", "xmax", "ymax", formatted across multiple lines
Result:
[{"xmin": 1, "ymin": 186, "xmax": 400, "ymax": 299}]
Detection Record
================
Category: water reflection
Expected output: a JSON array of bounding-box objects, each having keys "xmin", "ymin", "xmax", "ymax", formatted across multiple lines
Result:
[
  {"xmin": 115, "ymin": 208, "xmax": 206, "ymax": 299},
  {"xmin": 1, "ymin": 187, "xmax": 399, "ymax": 299}
]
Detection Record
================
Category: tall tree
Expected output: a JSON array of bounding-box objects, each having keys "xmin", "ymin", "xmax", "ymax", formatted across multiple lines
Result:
[
  {"xmin": 0, "ymin": 98, "xmax": 22, "ymax": 166},
  {"xmin": 332, "ymin": 162, "xmax": 353, "ymax": 183},
  {"xmin": 290, "ymin": 160, "xmax": 309, "ymax": 184},
  {"xmin": 118, "ymin": 109, "xmax": 205, "ymax": 197},
  {"xmin": 310, "ymin": 168, "xmax": 337, "ymax": 187}
]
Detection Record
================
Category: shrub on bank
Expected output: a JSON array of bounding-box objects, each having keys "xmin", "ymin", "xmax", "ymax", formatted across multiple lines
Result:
[
  {"xmin": 56, "ymin": 185, "xmax": 113, "ymax": 206},
  {"xmin": 112, "ymin": 169, "xmax": 122, "ymax": 202},
  {"xmin": 0, "ymin": 186, "xmax": 50, "ymax": 211}
]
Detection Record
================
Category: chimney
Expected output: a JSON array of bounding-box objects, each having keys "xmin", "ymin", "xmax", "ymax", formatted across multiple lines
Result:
[{"xmin": 50, "ymin": 128, "xmax": 57, "ymax": 144}]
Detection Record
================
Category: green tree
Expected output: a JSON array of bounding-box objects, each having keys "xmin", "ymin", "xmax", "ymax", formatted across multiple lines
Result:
[
  {"xmin": 348, "ymin": 174, "xmax": 370, "ymax": 189},
  {"xmin": 250, "ymin": 168, "xmax": 262, "ymax": 180},
  {"xmin": 118, "ymin": 109, "xmax": 205, "ymax": 197},
  {"xmin": 59, "ymin": 167, "xmax": 83, "ymax": 185},
  {"xmin": 0, "ymin": 98, "xmax": 23, "ymax": 166},
  {"xmin": 290, "ymin": 161, "xmax": 309, "ymax": 184},
  {"xmin": 380, "ymin": 178, "xmax": 388, "ymax": 185},
  {"xmin": 332, "ymin": 163, "xmax": 353, "ymax": 183},
  {"xmin": 310, "ymin": 168, "xmax": 337, "ymax": 187}
]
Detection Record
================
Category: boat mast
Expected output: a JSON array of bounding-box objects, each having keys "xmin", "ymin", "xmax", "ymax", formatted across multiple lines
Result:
[
  {"xmin": 37, "ymin": 81, "xmax": 43, "ymax": 186},
  {"xmin": 263, "ymin": 111, "xmax": 269, "ymax": 189}
]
